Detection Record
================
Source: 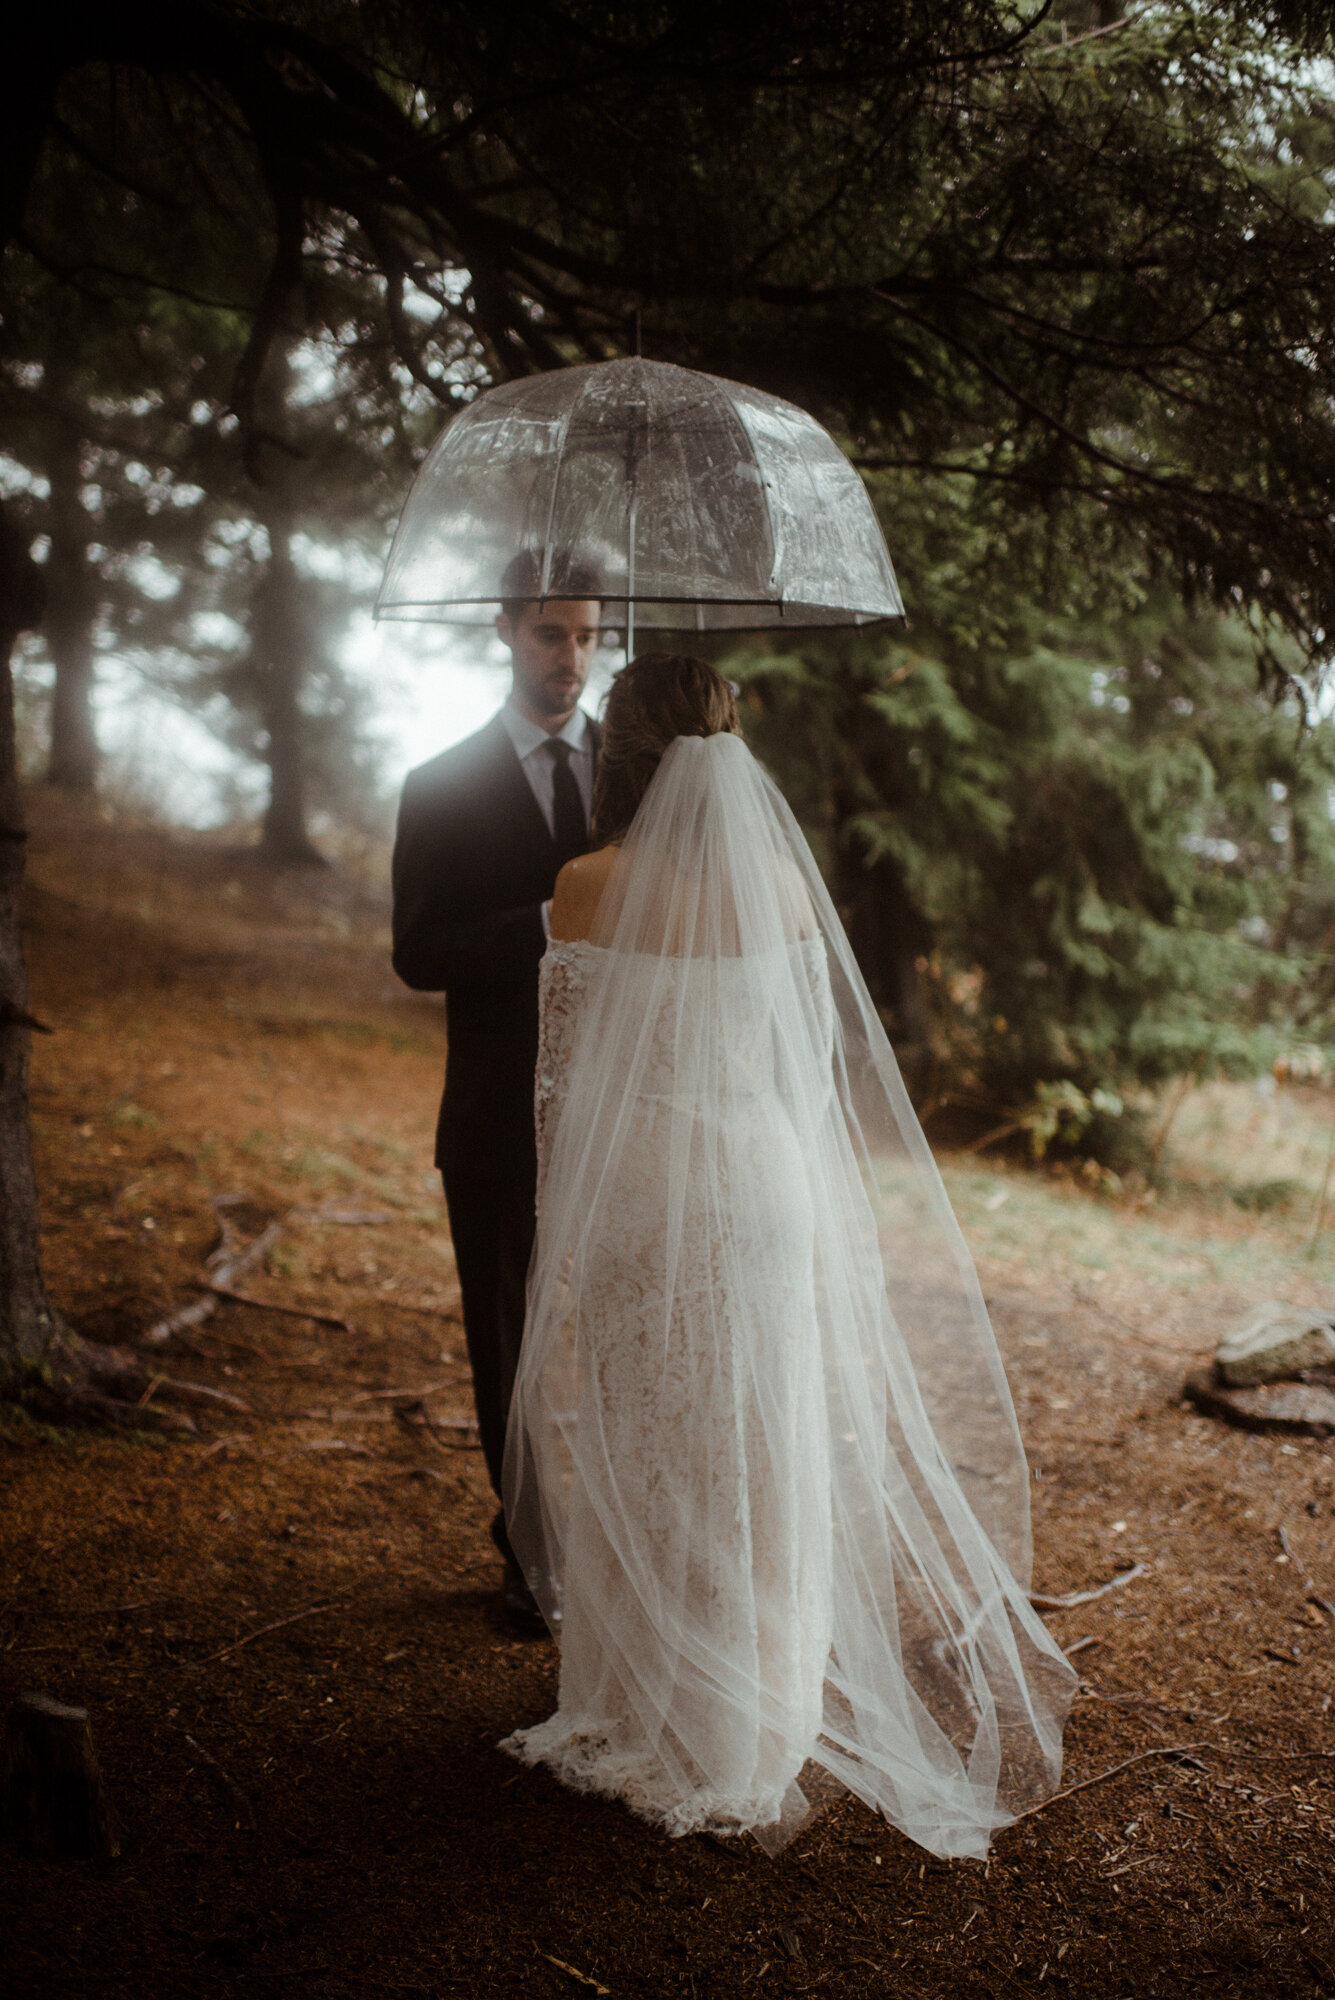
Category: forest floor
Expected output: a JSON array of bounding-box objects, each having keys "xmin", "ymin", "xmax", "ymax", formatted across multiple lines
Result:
[{"xmin": 5, "ymin": 787, "xmax": 1335, "ymax": 2000}]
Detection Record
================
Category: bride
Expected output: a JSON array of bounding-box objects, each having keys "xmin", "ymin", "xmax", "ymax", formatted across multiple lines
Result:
[{"xmin": 501, "ymin": 653, "xmax": 1074, "ymax": 1857}]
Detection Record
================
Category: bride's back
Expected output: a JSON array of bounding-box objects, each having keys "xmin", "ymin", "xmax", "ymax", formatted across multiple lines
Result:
[{"xmin": 551, "ymin": 831, "xmax": 817, "ymax": 959}]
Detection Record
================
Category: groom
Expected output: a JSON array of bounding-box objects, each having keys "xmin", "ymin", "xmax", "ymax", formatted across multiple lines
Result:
[{"xmin": 391, "ymin": 555, "xmax": 602, "ymax": 1631}]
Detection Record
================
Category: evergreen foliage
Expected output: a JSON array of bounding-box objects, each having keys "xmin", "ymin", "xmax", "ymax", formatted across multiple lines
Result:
[
  {"xmin": 728, "ymin": 476, "xmax": 1335, "ymax": 1135},
  {"xmin": 10, "ymin": 1, "xmax": 1335, "ymax": 669}
]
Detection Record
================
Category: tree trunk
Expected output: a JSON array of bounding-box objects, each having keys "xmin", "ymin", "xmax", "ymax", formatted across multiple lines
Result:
[
  {"xmin": 0, "ymin": 504, "xmax": 61, "ymax": 1392},
  {"xmin": 44, "ymin": 427, "xmax": 99, "ymax": 792},
  {"xmin": 247, "ymin": 306, "xmax": 325, "ymax": 871},
  {"xmin": 253, "ymin": 505, "xmax": 325, "ymax": 869},
  {"xmin": 0, "ymin": 526, "xmax": 232, "ymax": 1419}
]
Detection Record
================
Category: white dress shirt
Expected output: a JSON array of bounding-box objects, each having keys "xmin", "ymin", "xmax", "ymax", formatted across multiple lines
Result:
[
  {"xmin": 498, "ymin": 701, "xmax": 595, "ymax": 833},
  {"xmin": 498, "ymin": 701, "xmax": 595, "ymax": 935}
]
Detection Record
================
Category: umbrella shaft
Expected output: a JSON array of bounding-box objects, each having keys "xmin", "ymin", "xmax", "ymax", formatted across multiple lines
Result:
[{"xmin": 626, "ymin": 485, "xmax": 638, "ymax": 662}]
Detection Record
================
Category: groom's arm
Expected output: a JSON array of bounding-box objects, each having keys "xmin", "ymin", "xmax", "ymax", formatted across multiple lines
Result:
[{"xmin": 391, "ymin": 768, "xmax": 546, "ymax": 993}]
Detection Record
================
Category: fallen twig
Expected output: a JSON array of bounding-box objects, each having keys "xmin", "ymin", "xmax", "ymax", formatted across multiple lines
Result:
[
  {"xmin": 287, "ymin": 1206, "xmax": 398, "ymax": 1225},
  {"xmin": 1019, "ymin": 1735, "xmax": 1335, "ymax": 1828},
  {"xmin": 393, "ymin": 1399, "xmax": 481, "ymax": 1451},
  {"xmin": 1211, "ymin": 1744, "xmax": 1335, "ymax": 1763},
  {"xmin": 362, "ymin": 1293, "xmax": 463, "ymax": 1320},
  {"xmin": 142, "ymin": 1315, "xmax": 264, "ymax": 1361},
  {"xmin": 181, "ymin": 1731, "xmax": 256, "ymax": 1830},
  {"xmin": 207, "ymin": 1209, "xmax": 283, "ymax": 1282},
  {"xmin": 1276, "ymin": 1526, "xmax": 1335, "ymax": 1619},
  {"xmin": 142, "ymin": 1212, "xmax": 283, "ymax": 1348},
  {"xmin": 1030, "ymin": 1561, "xmax": 1148, "ymax": 1611},
  {"xmin": 196, "ymin": 1600, "xmax": 341, "ymax": 1667},
  {"xmin": 1070, "ymin": 1286, "xmax": 1212, "ymax": 1356},
  {"xmin": 142, "ymin": 1193, "xmax": 452, "ymax": 1353},
  {"xmin": 202, "ymin": 1283, "xmax": 353, "ymax": 1332},
  {"xmin": 139, "ymin": 1294, "xmax": 221, "ymax": 1346},
  {"xmin": 206, "ymin": 1194, "xmax": 247, "ymax": 1261},
  {"xmin": 540, "ymin": 1955, "xmax": 611, "ymax": 1996},
  {"xmin": 70, "ymin": 1340, "xmax": 248, "ymax": 1420},
  {"xmin": 1079, "ymin": 1691, "xmax": 1227, "ymax": 1723},
  {"xmin": 1014, "ymin": 1743, "xmax": 1210, "ymax": 1822},
  {"xmin": 75, "ymin": 1391, "xmax": 196, "ymax": 1435},
  {"xmin": 1279, "ymin": 1523, "xmax": 1310, "ymax": 1584},
  {"xmin": 137, "ymin": 1374, "xmax": 252, "ymax": 1415},
  {"xmin": 349, "ymin": 1382, "xmax": 449, "ymax": 1404}
]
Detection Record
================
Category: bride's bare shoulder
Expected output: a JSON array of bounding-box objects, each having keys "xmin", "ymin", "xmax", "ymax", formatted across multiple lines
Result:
[{"xmin": 550, "ymin": 845, "xmax": 620, "ymax": 942}]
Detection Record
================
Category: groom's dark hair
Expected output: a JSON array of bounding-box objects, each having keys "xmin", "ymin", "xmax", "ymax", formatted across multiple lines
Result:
[{"xmin": 499, "ymin": 547, "xmax": 604, "ymax": 623}]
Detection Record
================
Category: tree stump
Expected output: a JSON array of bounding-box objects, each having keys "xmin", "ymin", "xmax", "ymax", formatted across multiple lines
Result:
[{"xmin": 1, "ymin": 1693, "xmax": 121, "ymax": 1858}]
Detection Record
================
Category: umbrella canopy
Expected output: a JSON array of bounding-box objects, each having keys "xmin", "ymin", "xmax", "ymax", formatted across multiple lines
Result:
[{"xmin": 376, "ymin": 358, "xmax": 903, "ymax": 633}]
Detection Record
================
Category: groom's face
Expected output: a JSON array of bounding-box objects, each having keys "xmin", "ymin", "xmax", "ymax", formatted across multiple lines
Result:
[{"xmin": 498, "ymin": 598, "xmax": 601, "ymax": 729}]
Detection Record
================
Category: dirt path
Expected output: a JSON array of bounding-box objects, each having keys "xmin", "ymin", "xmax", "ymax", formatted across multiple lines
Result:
[{"xmin": 4, "ymin": 795, "xmax": 1335, "ymax": 1999}]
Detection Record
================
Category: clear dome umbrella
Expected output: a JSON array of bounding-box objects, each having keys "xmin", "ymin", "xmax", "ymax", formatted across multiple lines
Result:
[{"xmin": 375, "ymin": 358, "xmax": 903, "ymax": 651}]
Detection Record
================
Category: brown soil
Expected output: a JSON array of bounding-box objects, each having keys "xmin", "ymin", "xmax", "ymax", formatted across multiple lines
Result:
[{"xmin": 4, "ymin": 789, "xmax": 1335, "ymax": 1999}]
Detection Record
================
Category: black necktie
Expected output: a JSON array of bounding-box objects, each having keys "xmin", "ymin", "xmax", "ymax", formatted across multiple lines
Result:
[{"xmin": 549, "ymin": 737, "xmax": 587, "ymax": 864}]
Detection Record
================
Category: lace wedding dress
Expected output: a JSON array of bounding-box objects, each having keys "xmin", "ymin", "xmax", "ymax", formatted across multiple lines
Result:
[{"xmin": 501, "ymin": 734, "xmax": 1073, "ymax": 1856}]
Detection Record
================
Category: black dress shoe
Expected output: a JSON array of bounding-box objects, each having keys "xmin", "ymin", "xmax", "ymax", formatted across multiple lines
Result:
[{"xmin": 502, "ymin": 1559, "xmax": 548, "ymax": 1636}]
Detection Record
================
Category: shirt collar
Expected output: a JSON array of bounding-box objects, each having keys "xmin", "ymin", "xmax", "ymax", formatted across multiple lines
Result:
[{"xmin": 500, "ymin": 700, "xmax": 592, "ymax": 762}]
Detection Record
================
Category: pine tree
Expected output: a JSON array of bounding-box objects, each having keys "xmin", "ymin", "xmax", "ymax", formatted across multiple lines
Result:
[{"xmin": 729, "ymin": 494, "xmax": 1335, "ymax": 1151}]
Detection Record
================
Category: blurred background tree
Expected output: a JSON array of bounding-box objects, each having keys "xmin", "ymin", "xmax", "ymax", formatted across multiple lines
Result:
[{"xmin": 1, "ymin": 72, "xmax": 445, "ymax": 859}]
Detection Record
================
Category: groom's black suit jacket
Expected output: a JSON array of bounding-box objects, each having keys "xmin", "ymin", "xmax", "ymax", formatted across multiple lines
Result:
[{"xmin": 391, "ymin": 710, "xmax": 599, "ymax": 1183}]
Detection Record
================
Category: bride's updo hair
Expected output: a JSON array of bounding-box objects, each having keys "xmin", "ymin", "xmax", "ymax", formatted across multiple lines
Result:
[{"xmin": 592, "ymin": 653, "xmax": 739, "ymax": 843}]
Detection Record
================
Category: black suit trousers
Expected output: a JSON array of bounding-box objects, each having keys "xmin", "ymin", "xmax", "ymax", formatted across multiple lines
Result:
[
  {"xmin": 443, "ymin": 1163, "xmax": 536, "ymax": 1541},
  {"xmin": 391, "ymin": 711, "xmax": 598, "ymax": 1566}
]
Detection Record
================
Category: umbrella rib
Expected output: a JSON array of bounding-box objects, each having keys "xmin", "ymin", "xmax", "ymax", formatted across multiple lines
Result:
[
  {"xmin": 535, "ymin": 370, "xmax": 584, "ymax": 599},
  {"xmin": 725, "ymin": 392, "xmax": 781, "ymax": 598},
  {"xmin": 685, "ymin": 373, "xmax": 741, "ymax": 628}
]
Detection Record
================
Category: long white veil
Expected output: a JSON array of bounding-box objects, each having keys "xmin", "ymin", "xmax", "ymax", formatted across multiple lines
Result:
[{"xmin": 504, "ymin": 732, "xmax": 1074, "ymax": 1857}]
